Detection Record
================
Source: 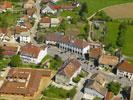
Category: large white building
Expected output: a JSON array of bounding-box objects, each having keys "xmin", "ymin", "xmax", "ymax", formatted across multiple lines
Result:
[
  {"xmin": 20, "ymin": 43, "xmax": 47, "ymax": 64},
  {"xmin": 117, "ymin": 61, "xmax": 133, "ymax": 80},
  {"xmin": 45, "ymin": 34, "xmax": 92, "ymax": 57}
]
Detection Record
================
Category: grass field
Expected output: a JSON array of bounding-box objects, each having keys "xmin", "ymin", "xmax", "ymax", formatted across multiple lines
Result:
[
  {"xmin": 43, "ymin": 85, "xmax": 76, "ymax": 99},
  {"xmin": 0, "ymin": 11, "xmax": 21, "ymax": 27},
  {"xmin": 104, "ymin": 3, "xmax": 133, "ymax": 19},
  {"xmin": 104, "ymin": 22, "xmax": 133, "ymax": 57},
  {"xmin": 77, "ymin": 0, "xmax": 133, "ymax": 16}
]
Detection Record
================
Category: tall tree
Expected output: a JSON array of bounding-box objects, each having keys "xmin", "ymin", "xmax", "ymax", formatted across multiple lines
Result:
[
  {"xmin": 116, "ymin": 22, "xmax": 127, "ymax": 47},
  {"xmin": 107, "ymin": 81, "xmax": 121, "ymax": 95},
  {"xmin": 79, "ymin": 2, "xmax": 88, "ymax": 20},
  {"xmin": 10, "ymin": 55, "xmax": 22, "ymax": 67}
]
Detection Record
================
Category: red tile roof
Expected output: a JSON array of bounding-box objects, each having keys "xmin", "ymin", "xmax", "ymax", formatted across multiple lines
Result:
[
  {"xmin": 61, "ymin": 4, "xmax": 75, "ymax": 10},
  {"xmin": 89, "ymin": 48, "xmax": 102, "ymax": 59},
  {"xmin": 20, "ymin": 43, "xmax": 42, "ymax": 58},
  {"xmin": 49, "ymin": 5, "xmax": 61, "ymax": 10},
  {"xmin": 46, "ymin": 34, "xmax": 90, "ymax": 49},
  {"xmin": 2, "ymin": 45, "xmax": 18, "ymax": 56},
  {"xmin": 58, "ymin": 59, "xmax": 81, "ymax": 78},
  {"xmin": 15, "ymin": 26, "xmax": 28, "ymax": 33},
  {"xmin": 117, "ymin": 61, "xmax": 133, "ymax": 73},
  {"xmin": 99, "ymin": 55, "xmax": 119, "ymax": 66},
  {"xmin": 105, "ymin": 92, "xmax": 113, "ymax": 100},
  {"xmin": 0, "ymin": 68, "xmax": 51, "ymax": 96},
  {"xmin": 40, "ymin": 17, "xmax": 51, "ymax": 23},
  {"xmin": 3, "ymin": 1, "xmax": 12, "ymax": 9}
]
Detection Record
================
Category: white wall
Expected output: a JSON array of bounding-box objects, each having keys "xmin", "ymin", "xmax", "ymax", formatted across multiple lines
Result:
[
  {"xmin": 84, "ymin": 88, "xmax": 104, "ymax": 99},
  {"xmin": 36, "ymin": 47, "xmax": 48, "ymax": 64},
  {"xmin": 20, "ymin": 36, "xmax": 31, "ymax": 43}
]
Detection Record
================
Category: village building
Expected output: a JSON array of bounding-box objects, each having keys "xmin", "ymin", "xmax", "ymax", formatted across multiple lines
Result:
[
  {"xmin": 40, "ymin": 17, "xmax": 51, "ymax": 28},
  {"xmin": 60, "ymin": 4, "xmax": 75, "ymax": 11},
  {"xmin": 24, "ymin": 0, "xmax": 35, "ymax": 9},
  {"xmin": 41, "ymin": 5, "xmax": 60, "ymax": 14},
  {"xmin": 55, "ymin": 59, "xmax": 81, "ymax": 85},
  {"xmin": 19, "ymin": 32, "xmax": 31, "ymax": 43},
  {"xmin": 83, "ymin": 73, "xmax": 107, "ymax": 100},
  {"xmin": 0, "ymin": 28, "xmax": 15, "ymax": 43},
  {"xmin": 2, "ymin": 45, "xmax": 20, "ymax": 57},
  {"xmin": 51, "ymin": 18, "xmax": 60, "ymax": 27},
  {"xmin": 26, "ymin": 8, "xmax": 36, "ymax": 18},
  {"xmin": 0, "ymin": 68, "xmax": 51, "ymax": 96},
  {"xmin": 99, "ymin": 54, "xmax": 119, "ymax": 68},
  {"xmin": 117, "ymin": 61, "xmax": 133, "ymax": 80},
  {"xmin": 20, "ymin": 43, "xmax": 47, "ymax": 64},
  {"xmin": 89, "ymin": 47, "xmax": 102, "ymax": 60},
  {"xmin": 45, "ymin": 34, "xmax": 90, "ymax": 57},
  {"xmin": 0, "ymin": 1, "xmax": 13, "ymax": 13}
]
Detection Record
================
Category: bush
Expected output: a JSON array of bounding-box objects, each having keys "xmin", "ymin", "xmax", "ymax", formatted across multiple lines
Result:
[
  {"xmin": 73, "ymin": 75, "xmax": 81, "ymax": 83},
  {"xmin": 79, "ymin": 71, "xmax": 85, "ymax": 78}
]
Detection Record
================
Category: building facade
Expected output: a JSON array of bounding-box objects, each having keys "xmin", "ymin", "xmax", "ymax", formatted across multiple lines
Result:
[
  {"xmin": 117, "ymin": 61, "xmax": 133, "ymax": 80},
  {"xmin": 20, "ymin": 44, "xmax": 47, "ymax": 64}
]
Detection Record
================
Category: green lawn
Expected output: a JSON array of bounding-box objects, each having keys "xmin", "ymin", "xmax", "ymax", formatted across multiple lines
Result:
[
  {"xmin": 77, "ymin": 0, "xmax": 133, "ymax": 16},
  {"xmin": 0, "ymin": 11, "xmax": 21, "ymax": 27},
  {"xmin": 104, "ymin": 21, "xmax": 133, "ymax": 57},
  {"xmin": 0, "ymin": 59, "xmax": 10, "ymax": 68},
  {"xmin": 41, "ymin": 55, "xmax": 63, "ymax": 70},
  {"xmin": 43, "ymin": 85, "xmax": 76, "ymax": 99},
  {"xmin": 104, "ymin": 22, "xmax": 119, "ymax": 46}
]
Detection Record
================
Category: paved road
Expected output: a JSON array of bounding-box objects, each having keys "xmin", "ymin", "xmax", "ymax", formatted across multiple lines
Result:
[{"xmin": 30, "ymin": 0, "xmax": 42, "ymax": 44}]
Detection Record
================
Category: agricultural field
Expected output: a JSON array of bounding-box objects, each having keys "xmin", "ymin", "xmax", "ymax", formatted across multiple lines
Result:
[
  {"xmin": 104, "ymin": 3, "xmax": 133, "ymax": 19},
  {"xmin": 104, "ymin": 22, "xmax": 133, "ymax": 57},
  {"xmin": 77, "ymin": 0, "xmax": 133, "ymax": 16}
]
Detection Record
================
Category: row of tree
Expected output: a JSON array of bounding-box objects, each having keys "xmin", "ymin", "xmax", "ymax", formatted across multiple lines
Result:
[{"xmin": 116, "ymin": 22, "xmax": 127, "ymax": 47}]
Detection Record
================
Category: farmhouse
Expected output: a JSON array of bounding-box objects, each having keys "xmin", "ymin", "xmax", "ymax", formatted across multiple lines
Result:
[
  {"xmin": 55, "ymin": 59, "xmax": 81, "ymax": 85},
  {"xmin": 99, "ymin": 55, "xmax": 119, "ymax": 68},
  {"xmin": 117, "ymin": 61, "xmax": 133, "ymax": 80},
  {"xmin": 83, "ymin": 73, "xmax": 107, "ymax": 100},
  {"xmin": 20, "ymin": 43, "xmax": 47, "ymax": 64},
  {"xmin": 0, "ymin": 68, "xmax": 51, "ymax": 96}
]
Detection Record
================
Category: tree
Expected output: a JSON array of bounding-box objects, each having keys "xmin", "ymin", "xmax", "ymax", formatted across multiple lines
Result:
[
  {"xmin": 116, "ymin": 22, "xmax": 127, "ymax": 47},
  {"xmin": 84, "ymin": 23, "xmax": 90, "ymax": 33},
  {"xmin": 10, "ymin": 55, "xmax": 22, "ymax": 67},
  {"xmin": 0, "ymin": 47, "xmax": 4, "ymax": 60},
  {"xmin": 107, "ymin": 81, "xmax": 121, "ymax": 95},
  {"xmin": 58, "ymin": 19, "xmax": 67, "ymax": 33},
  {"xmin": 79, "ymin": 2, "xmax": 88, "ymax": 20}
]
